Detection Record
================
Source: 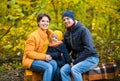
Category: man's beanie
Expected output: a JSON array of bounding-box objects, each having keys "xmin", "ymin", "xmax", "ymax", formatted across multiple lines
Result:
[{"xmin": 62, "ymin": 10, "xmax": 75, "ymax": 21}]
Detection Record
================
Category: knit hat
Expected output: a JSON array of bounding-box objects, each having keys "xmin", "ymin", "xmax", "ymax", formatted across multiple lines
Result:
[
  {"xmin": 53, "ymin": 30, "xmax": 63, "ymax": 41},
  {"xmin": 62, "ymin": 10, "xmax": 75, "ymax": 21}
]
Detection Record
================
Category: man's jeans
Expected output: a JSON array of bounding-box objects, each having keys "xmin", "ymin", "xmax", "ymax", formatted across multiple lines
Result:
[
  {"xmin": 30, "ymin": 60, "xmax": 57, "ymax": 81},
  {"xmin": 60, "ymin": 56, "xmax": 99, "ymax": 81}
]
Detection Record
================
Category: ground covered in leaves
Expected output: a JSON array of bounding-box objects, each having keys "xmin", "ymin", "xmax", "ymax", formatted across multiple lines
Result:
[
  {"xmin": 0, "ymin": 68, "xmax": 24, "ymax": 81},
  {"xmin": 0, "ymin": 68, "xmax": 120, "ymax": 81},
  {"xmin": 0, "ymin": 61, "xmax": 120, "ymax": 81}
]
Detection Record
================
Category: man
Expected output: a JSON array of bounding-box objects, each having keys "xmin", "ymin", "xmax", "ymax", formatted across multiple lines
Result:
[{"xmin": 60, "ymin": 10, "xmax": 99, "ymax": 81}]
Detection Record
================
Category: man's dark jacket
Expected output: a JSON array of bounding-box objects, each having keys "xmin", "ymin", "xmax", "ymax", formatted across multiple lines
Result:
[{"xmin": 64, "ymin": 21, "xmax": 98, "ymax": 65}]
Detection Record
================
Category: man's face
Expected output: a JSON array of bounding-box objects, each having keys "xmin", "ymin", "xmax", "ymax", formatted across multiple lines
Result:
[{"xmin": 63, "ymin": 17, "xmax": 74, "ymax": 28}]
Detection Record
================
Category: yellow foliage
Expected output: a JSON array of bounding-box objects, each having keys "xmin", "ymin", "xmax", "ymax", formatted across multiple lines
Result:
[
  {"xmin": 17, "ymin": 0, "xmax": 31, "ymax": 7},
  {"xmin": 64, "ymin": 0, "xmax": 70, "ymax": 3},
  {"xmin": 0, "ymin": 0, "xmax": 119, "ymax": 63},
  {"xmin": 108, "ymin": 56, "xmax": 112, "ymax": 60},
  {"xmin": 73, "ymin": 0, "xmax": 79, "ymax": 4}
]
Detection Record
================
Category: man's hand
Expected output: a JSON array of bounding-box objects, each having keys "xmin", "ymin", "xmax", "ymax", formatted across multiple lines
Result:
[
  {"xmin": 46, "ymin": 55, "xmax": 52, "ymax": 61},
  {"xmin": 70, "ymin": 63, "xmax": 74, "ymax": 67}
]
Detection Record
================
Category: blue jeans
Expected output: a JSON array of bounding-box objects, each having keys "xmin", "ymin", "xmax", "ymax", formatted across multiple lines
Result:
[
  {"xmin": 60, "ymin": 56, "xmax": 99, "ymax": 81},
  {"xmin": 30, "ymin": 60, "xmax": 57, "ymax": 81}
]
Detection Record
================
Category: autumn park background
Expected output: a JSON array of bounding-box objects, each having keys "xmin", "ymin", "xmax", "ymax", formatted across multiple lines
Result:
[{"xmin": 0, "ymin": 0, "xmax": 120, "ymax": 80}]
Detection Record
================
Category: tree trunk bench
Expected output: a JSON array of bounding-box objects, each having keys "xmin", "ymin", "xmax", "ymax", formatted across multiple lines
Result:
[
  {"xmin": 24, "ymin": 63, "xmax": 118, "ymax": 81},
  {"xmin": 24, "ymin": 70, "xmax": 43, "ymax": 81}
]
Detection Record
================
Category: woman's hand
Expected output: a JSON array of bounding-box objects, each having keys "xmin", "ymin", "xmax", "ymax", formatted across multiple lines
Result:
[{"xmin": 46, "ymin": 55, "xmax": 52, "ymax": 61}]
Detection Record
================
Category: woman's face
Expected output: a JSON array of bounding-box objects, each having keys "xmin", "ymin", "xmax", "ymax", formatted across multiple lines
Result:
[
  {"xmin": 63, "ymin": 17, "xmax": 74, "ymax": 28},
  {"xmin": 38, "ymin": 16, "xmax": 50, "ymax": 30}
]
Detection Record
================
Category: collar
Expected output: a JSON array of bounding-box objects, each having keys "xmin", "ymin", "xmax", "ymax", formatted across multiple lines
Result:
[
  {"xmin": 67, "ymin": 22, "xmax": 76, "ymax": 31},
  {"xmin": 49, "ymin": 41, "xmax": 63, "ymax": 47}
]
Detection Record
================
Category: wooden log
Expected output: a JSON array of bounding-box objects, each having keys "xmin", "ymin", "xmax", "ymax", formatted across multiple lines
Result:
[{"xmin": 24, "ymin": 70, "xmax": 43, "ymax": 81}]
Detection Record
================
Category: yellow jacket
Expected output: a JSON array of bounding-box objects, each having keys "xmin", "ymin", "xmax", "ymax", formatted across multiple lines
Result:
[{"xmin": 22, "ymin": 28, "xmax": 53, "ymax": 68}]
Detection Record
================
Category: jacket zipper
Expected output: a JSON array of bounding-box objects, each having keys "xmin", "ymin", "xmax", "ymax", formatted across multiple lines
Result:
[{"xmin": 70, "ymin": 32, "xmax": 74, "ymax": 49}]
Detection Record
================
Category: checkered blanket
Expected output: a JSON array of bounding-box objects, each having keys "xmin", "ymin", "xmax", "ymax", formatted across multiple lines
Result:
[{"xmin": 83, "ymin": 63, "xmax": 118, "ymax": 81}]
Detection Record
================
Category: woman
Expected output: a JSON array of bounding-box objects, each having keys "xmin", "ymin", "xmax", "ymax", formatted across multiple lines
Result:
[{"xmin": 22, "ymin": 13, "xmax": 57, "ymax": 81}]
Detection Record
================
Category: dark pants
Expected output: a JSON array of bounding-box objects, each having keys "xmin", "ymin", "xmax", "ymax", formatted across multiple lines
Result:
[{"xmin": 53, "ymin": 67, "xmax": 62, "ymax": 81}]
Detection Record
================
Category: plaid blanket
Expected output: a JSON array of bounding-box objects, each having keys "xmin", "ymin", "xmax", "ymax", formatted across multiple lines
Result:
[
  {"xmin": 83, "ymin": 63, "xmax": 118, "ymax": 81},
  {"xmin": 24, "ymin": 63, "xmax": 118, "ymax": 81}
]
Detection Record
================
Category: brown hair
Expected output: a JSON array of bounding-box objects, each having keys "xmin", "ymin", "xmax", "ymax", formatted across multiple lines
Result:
[{"xmin": 37, "ymin": 13, "xmax": 51, "ymax": 23}]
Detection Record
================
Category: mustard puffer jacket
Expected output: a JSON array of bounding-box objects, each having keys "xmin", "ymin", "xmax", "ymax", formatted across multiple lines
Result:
[{"xmin": 22, "ymin": 28, "xmax": 53, "ymax": 68}]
